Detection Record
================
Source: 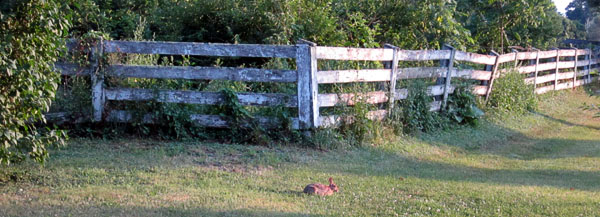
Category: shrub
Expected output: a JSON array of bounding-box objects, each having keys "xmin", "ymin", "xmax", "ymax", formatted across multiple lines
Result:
[
  {"xmin": 0, "ymin": 0, "xmax": 70, "ymax": 164},
  {"xmin": 446, "ymin": 83, "xmax": 484, "ymax": 125},
  {"xmin": 398, "ymin": 80, "xmax": 445, "ymax": 133},
  {"xmin": 487, "ymin": 70, "xmax": 537, "ymax": 114}
]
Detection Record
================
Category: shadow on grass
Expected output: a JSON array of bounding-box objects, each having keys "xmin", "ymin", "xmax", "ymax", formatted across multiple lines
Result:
[
  {"xmin": 318, "ymin": 146, "xmax": 600, "ymax": 192},
  {"xmin": 532, "ymin": 111, "xmax": 600, "ymax": 131},
  {"xmin": 0, "ymin": 204, "xmax": 322, "ymax": 217}
]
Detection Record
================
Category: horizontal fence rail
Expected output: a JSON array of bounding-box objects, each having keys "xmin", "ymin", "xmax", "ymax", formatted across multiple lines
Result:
[{"xmin": 53, "ymin": 39, "xmax": 599, "ymax": 129}]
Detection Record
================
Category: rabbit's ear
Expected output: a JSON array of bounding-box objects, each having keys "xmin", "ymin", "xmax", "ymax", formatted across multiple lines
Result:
[{"xmin": 329, "ymin": 177, "xmax": 333, "ymax": 184}]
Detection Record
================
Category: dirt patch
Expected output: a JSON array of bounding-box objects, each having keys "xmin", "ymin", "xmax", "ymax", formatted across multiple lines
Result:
[
  {"xmin": 162, "ymin": 193, "xmax": 190, "ymax": 203},
  {"xmin": 203, "ymin": 164, "xmax": 274, "ymax": 175}
]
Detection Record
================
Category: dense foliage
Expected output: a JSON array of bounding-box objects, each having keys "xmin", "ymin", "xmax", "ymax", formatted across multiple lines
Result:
[
  {"xmin": 67, "ymin": 0, "xmax": 581, "ymax": 53},
  {"xmin": 0, "ymin": 0, "xmax": 69, "ymax": 164},
  {"xmin": 487, "ymin": 71, "xmax": 537, "ymax": 114}
]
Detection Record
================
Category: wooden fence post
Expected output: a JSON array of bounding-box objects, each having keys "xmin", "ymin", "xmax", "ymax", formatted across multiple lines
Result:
[
  {"xmin": 442, "ymin": 44, "xmax": 456, "ymax": 110},
  {"xmin": 533, "ymin": 49, "xmax": 540, "ymax": 92},
  {"xmin": 485, "ymin": 51, "xmax": 500, "ymax": 103},
  {"xmin": 90, "ymin": 38, "xmax": 104, "ymax": 122},
  {"xmin": 296, "ymin": 39, "xmax": 319, "ymax": 129},
  {"xmin": 481, "ymin": 52, "xmax": 497, "ymax": 87},
  {"xmin": 511, "ymin": 49, "xmax": 519, "ymax": 68},
  {"xmin": 384, "ymin": 44, "xmax": 399, "ymax": 112},
  {"xmin": 554, "ymin": 49, "xmax": 560, "ymax": 91},
  {"xmin": 573, "ymin": 48, "xmax": 578, "ymax": 89},
  {"xmin": 588, "ymin": 48, "xmax": 593, "ymax": 84}
]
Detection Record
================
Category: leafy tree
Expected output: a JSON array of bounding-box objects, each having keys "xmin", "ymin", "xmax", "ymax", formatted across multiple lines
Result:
[
  {"xmin": 0, "ymin": 0, "xmax": 69, "ymax": 164},
  {"xmin": 566, "ymin": 0, "xmax": 591, "ymax": 25},
  {"xmin": 456, "ymin": 0, "xmax": 568, "ymax": 52}
]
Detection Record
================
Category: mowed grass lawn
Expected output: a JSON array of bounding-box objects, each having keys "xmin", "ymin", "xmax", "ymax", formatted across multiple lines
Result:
[{"xmin": 2, "ymin": 86, "xmax": 600, "ymax": 216}]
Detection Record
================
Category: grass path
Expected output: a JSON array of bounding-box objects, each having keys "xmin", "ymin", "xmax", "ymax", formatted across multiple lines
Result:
[{"xmin": 1, "ymin": 87, "xmax": 600, "ymax": 216}]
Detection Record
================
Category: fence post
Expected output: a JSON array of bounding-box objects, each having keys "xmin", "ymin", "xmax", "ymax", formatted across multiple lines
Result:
[
  {"xmin": 573, "ymin": 48, "xmax": 578, "ymax": 89},
  {"xmin": 588, "ymin": 48, "xmax": 593, "ymax": 84},
  {"xmin": 533, "ymin": 49, "xmax": 540, "ymax": 92},
  {"xmin": 90, "ymin": 38, "xmax": 104, "ymax": 122},
  {"xmin": 296, "ymin": 39, "xmax": 319, "ymax": 129},
  {"xmin": 511, "ymin": 49, "xmax": 519, "ymax": 68},
  {"xmin": 442, "ymin": 44, "xmax": 456, "ymax": 111},
  {"xmin": 485, "ymin": 51, "xmax": 500, "ymax": 103},
  {"xmin": 554, "ymin": 50, "xmax": 560, "ymax": 91},
  {"xmin": 384, "ymin": 44, "xmax": 399, "ymax": 112}
]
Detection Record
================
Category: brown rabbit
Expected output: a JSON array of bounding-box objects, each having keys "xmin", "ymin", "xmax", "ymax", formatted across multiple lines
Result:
[{"xmin": 303, "ymin": 177, "xmax": 339, "ymax": 196}]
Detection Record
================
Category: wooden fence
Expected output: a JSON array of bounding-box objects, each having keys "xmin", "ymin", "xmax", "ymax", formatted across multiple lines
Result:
[{"xmin": 54, "ymin": 39, "xmax": 599, "ymax": 129}]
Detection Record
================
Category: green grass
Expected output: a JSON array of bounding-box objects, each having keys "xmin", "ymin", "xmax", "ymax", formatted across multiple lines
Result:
[{"xmin": 2, "ymin": 86, "xmax": 600, "ymax": 216}]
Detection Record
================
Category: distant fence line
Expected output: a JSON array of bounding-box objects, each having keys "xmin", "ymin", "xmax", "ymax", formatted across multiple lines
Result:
[{"xmin": 52, "ymin": 39, "xmax": 599, "ymax": 129}]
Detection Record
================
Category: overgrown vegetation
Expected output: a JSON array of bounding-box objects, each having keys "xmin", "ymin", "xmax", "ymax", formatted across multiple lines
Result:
[
  {"xmin": 487, "ymin": 70, "xmax": 538, "ymax": 114},
  {"xmin": 446, "ymin": 84, "xmax": 485, "ymax": 126},
  {"xmin": 398, "ymin": 80, "xmax": 445, "ymax": 134},
  {"xmin": 0, "ymin": 0, "xmax": 70, "ymax": 165}
]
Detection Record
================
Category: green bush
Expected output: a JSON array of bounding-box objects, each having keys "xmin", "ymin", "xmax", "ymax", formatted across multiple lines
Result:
[
  {"xmin": 398, "ymin": 80, "xmax": 445, "ymax": 133},
  {"xmin": 446, "ymin": 84, "xmax": 484, "ymax": 125},
  {"xmin": 0, "ymin": 0, "xmax": 70, "ymax": 164},
  {"xmin": 487, "ymin": 70, "xmax": 537, "ymax": 114}
]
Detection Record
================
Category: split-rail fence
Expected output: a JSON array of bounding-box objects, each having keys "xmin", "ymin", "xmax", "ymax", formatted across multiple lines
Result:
[{"xmin": 52, "ymin": 39, "xmax": 599, "ymax": 129}]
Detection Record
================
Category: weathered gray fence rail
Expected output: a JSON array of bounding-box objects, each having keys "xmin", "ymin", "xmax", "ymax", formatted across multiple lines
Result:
[{"xmin": 54, "ymin": 39, "xmax": 599, "ymax": 129}]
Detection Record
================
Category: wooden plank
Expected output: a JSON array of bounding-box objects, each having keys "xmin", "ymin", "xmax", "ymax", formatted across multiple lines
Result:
[
  {"xmin": 515, "ymin": 51, "xmax": 538, "ymax": 60},
  {"xmin": 558, "ymin": 49, "xmax": 576, "ymax": 56},
  {"xmin": 558, "ymin": 61, "xmax": 576, "ymax": 69},
  {"xmin": 472, "ymin": 85, "xmax": 488, "ymax": 96},
  {"xmin": 429, "ymin": 101, "xmax": 442, "ymax": 112},
  {"xmin": 515, "ymin": 61, "xmax": 574, "ymax": 74},
  {"xmin": 316, "ymin": 69, "xmax": 390, "ymax": 83},
  {"xmin": 90, "ymin": 39, "xmax": 104, "ymax": 122},
  {"xmin": 318, "ymin": 91, "xmax": 388, "ymax": 107},
  {"xmin": 455, "ymin": 69, "xmax": 492, "ymax": 80},
  {"xmin": 394, "ymin": 85, "xmax": 455, "ymax": 100},
  {"xmin": 517, "ymin": 62, "xmax": 560, "ymax": 73},
  {"xmin": 315, "ymin": 46, "xmax": 394, "ymax": 61},
  {"xmin": 577, "ymin": 49, "xmax": 591, "ymax": 56},
  {"xmin": 397, "ymin": 50, "xmax": 452, "ymax": 61},
  {"xmin": 577, "ymin": 59, "xmax": 591, "ymax": 67},
  {"xmin": 190, "ymin": 114, "xmax": 300, "ymax": 129},
  {"xmin": 532, "ymin": 72, "xmax": 575, "ymax": 84},
  {"xmin": 497, "ymin": 53, "xmax": 517, "ymax": 64},
  {"xmin": 454, "ymin": 51, "xmax": 496, "ymax": 65},
  {"xmin": 55, "ymin": 63, "xmax": 89, "ymax": 76},
  {"xmin": 105, "ymin": 88, "xmax": 297, "ymax": 107},
  {"xmin": 103, "ymin": 40, "xmax": 297, "ymax": 58},
  {"xmin": 108, "ymin": 65, "xmax": 297, "ymax": 83},
  {"xmin": 106, "ymin": 110, "xmax": 301, "ymax": 129},
  {"xmin": 318, "ymin": 110, "xmax": 388, "ymax": 128},
  {"xmin": 44, "ymin": 112, "xmax": 87, "ymax": 124},
  {"xmin": 295, "ymin": 41, "xmax": 318, "ymax": 129},
  {"xmin": 535, "ymin": 75, "xmax": 596, "ymax": 94},
  {"xmin": 106, "ymin": 110, "xmax": 154, "ymax": 124},
  {"xmin": 538, "ymin": 50, "xmax": 559, "ymax": 59},
  {"xmin": 578, "ymin": 68, "xmax": 591, "ymax": 76},
  {"xmin": 397, "ymin": 67, "xmax": 446, "ymax": 79}
]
